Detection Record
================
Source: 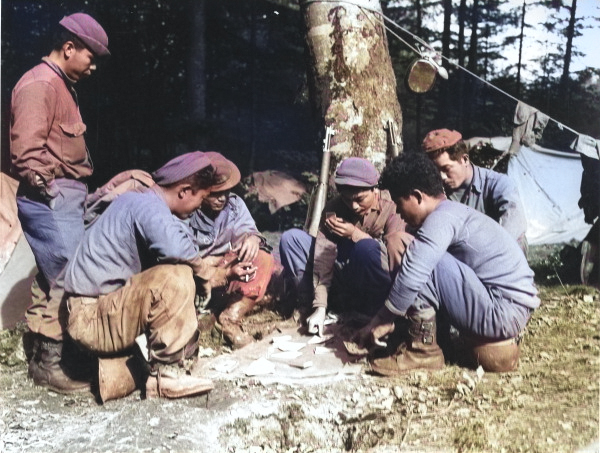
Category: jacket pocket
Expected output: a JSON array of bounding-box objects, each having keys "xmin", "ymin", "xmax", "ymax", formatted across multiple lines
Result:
[{"xmin": 59, "ymin": 121, "xmax": 88, "ymax": 164}]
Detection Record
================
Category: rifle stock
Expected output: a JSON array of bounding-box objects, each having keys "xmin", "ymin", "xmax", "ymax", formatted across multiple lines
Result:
[{"xmin": 306, "ymin": 126, "xmax": 334, "ymax": 237}]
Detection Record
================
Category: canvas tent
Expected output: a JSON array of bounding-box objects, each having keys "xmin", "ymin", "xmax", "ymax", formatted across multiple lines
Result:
[{"xmin": 466, "ymin": 136, "xmax": 590, "ymax": 246}]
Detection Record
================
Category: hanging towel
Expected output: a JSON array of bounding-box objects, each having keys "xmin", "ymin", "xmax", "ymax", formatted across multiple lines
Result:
[
  {"xmin": 570, "ymin": 134, "xmax": 600, "ymax": 160},
  {"xmin": 508, "ymin": 101, "xmax": 549, "ymax": 155}
]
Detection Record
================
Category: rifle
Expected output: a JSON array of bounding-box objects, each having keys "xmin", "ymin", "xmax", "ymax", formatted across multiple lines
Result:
[
  {"xmin": 305, "ymin": 126, "xmax": 335, "ymax": 237},
  {"xmin": 386, "ymin": 119, "xmax": 400, "ymax": 160}
]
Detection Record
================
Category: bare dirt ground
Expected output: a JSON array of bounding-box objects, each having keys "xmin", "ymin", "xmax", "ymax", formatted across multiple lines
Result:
[{"xmin": 0, "ymin": 283, "xmax": 599, "ymax": 453}]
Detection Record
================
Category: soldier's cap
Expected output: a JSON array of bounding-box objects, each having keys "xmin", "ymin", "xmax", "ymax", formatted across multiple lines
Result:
[
  {"xmin": 59, "ymin": 13, "xmax": 110, "ymax": 57},
  {"xmin": 205, "ymin": 152, "xmax": 241, "ymax": 192},
  {"xmin": 422, "ymin": 129, "xmax": 462, "ymax": 153},
  {"xmin": 152, "ymin": 152, "xmax": 212, "ymax": 186},
  {"xmin": 334, "ymin": 157, "xmax": 379, "ymax": 188}
]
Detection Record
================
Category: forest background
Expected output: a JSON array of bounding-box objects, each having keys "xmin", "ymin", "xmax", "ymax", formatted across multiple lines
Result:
[{"xmin": 1, "ymin": 0, "xmax": 599, "ymax": 207}]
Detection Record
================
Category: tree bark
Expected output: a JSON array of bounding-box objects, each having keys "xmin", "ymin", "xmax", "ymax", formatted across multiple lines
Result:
[
  {"xmin": 300, "ymin": 0, "xmax": 402, "ymax": 172},
  {"xmin": 189, "ymin": 0, "xmax": 206, "ymax": 124},
  {"xmin": 559, "ymin": 0, "xmax": 577, "ymax": 102}
]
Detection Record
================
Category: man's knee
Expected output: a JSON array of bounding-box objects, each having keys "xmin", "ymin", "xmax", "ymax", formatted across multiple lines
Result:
[
  {"xmin": 279, "ymin": 228, "xmax": 309, "ymax": 253},
  {"xmin": 350, "ymin": 238, "xmax": 382, "ymax": 265},
  {"xmin": 146, "ymin": 265, "xmax": 196, "ymax": 295}
]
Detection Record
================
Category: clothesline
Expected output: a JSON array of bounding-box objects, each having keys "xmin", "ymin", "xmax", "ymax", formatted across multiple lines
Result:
[{"xmin": 358, "ymin": 4, "xmax": 581, "ymax": 138}]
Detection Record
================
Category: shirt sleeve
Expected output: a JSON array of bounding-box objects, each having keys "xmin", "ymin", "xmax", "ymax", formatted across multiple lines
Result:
[
  {"xmin": 487, "ymin": 173, "xmax": 528, "ymax": 242},
  {"xmin": 229, "ymin": 196, "xmax": 264, "ymax": 245},
  {"xmin": 136, "ymin": 204, "xmax": 201, "ymax": 268},
  {"xmin": 10, "ymin": 81, "xmax": 57, "ymax": 187},
  {"xmin": 385, "ymin": 209, "xmax": 456, "ymax": 316}
]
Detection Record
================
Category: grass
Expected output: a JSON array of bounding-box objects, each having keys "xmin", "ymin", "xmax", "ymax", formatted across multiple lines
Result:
[{"xmin": 1, "ymin": 284, "xmax": 598, "ymax": 452}]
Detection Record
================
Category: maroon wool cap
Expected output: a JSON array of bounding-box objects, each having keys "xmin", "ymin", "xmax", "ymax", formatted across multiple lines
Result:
[
  {"xmin": 422, "ymin": 129, "xmax": 462, "ymax": 153},
  {"xmin": 152, "ymin": 151, "xmax": 212, "ymax": 186},
  {"xmin": 334, "ymin": 157, "xmax": 379, "ymax": 187},
  {"xmin": 204, "ymin": 152, "xmax": 241, "ymax": 192},
  {"xmin": 59, "ymin": 13, "xmax": 110, "ymax": 57}
]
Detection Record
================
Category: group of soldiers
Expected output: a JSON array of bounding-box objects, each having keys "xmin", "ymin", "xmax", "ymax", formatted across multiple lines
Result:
[{"xmin": 9, "ymin": 13, "xmax": 538, "ymax": 402}]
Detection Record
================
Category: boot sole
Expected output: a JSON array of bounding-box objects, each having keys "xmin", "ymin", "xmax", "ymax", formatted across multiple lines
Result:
[{"xmin": 369, "ymin": 360, "xmax": 445, "ymax": 376}]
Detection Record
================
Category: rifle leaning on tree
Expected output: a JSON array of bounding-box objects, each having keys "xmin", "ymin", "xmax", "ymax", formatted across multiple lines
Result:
[{"xmin": 305, "ymin": 126, "xmax": 335, "ymax": 237}]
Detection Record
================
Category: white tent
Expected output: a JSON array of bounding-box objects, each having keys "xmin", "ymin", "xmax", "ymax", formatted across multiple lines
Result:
[{"xmin": 467, "ymin": 136, "xmax": 589, "ymax": 246}]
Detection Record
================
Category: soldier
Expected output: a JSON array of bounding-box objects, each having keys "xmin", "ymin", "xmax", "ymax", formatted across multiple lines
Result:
[
  {"xmin": 189, "ymin": 153, "xmax": 274, "ymax": 349},
  {"xmin": 422, "ymin": 129, "xmax": 528, "ymax": 252},
  {"xmin": 355, "ymin": 152, "xmax": 539, "ymax": 374},
  {"xmin": 279, "ymin": 157, "xmax": 410, "ymax": 336},
  {"xmin": 10, "ymin": 13, "xmax": 110, "ymax": 392},
  {"xmin": 64, "ymin": 152, "xmax": 216, "ymax": 400}
]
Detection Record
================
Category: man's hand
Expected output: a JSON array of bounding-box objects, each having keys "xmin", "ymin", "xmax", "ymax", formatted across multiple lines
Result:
[
  {"xmin": 324, "ymin": 216, "xmax": 356, "ymax": 239},
  {"xmin": 306, "ymin": 306, "xmax": 326, "ymax": 336},
  {"xmin": 236, "ymin": 235, "xmax": 261, "ymax": 262},
  {"xmin": 228, "ymin": 261, "xmax": 257, "ymax": 283},
  {"xmin": 353, "ymin": 307, "xmax": 396, "ymax": 348}
]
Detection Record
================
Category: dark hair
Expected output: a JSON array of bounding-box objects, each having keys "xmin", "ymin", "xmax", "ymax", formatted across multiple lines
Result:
[
  {"xmin": 175, "ymin": 165, "xmax": 215, "ymax": 192},
  {"xmin": 379, "ymin": 152, "xmax": 444, "ymax": 198},
  {"xmin": 428, "ymin": 140, "xmax": 469, "ymax": 161},
  {"xmin": 52, "ymin": 29, "xmax": 86, "ymax": 52}
]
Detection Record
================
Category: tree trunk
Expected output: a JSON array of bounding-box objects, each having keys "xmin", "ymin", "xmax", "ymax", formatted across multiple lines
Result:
[
  {"xmin": 559, "ymin": 0, "xmax": 577, "ymax": 102},
  {"xmin": 300, "ymin": 0, "xmax": 402, "ymax": 172},
  {"xmin": 189, "ymin": 1, "xmax": 206, "ymax": 124},
  {"xmin": 516, "ymin": 0, "xmax": 526, "ymax": 98}
]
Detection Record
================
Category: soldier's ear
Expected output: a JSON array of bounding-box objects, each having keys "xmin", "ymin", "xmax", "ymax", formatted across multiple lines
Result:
[
  {"xmin": 63, "ymin": 41, "xmax": 76, "ymax": 58},
  {"xmin": 412, "ymin": 190, "xmax": 424, "ymax": 204}
]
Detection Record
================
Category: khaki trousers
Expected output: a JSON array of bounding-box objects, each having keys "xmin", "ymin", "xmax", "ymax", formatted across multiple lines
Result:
[{"xmin": 67, "ymin": 264, "xmax": 197, "ymax": 364}]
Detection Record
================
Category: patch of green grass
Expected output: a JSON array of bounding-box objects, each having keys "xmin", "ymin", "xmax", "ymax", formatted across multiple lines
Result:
[{"xmin": 453, "ymin": 419, "xmax": 488, "ymax": 452}]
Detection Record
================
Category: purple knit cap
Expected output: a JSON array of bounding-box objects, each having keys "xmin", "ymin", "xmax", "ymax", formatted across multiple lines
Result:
[
  {"xmin": 59, "ymin": 13, "xmax": 110, "ymax": 57},
  {"xmin": 334, "ymin": 157, "xmax": 379, "ymax": 187},
  {"xmin": 152, "ymin": 152, "xmax": 212, "ymax": 186}
]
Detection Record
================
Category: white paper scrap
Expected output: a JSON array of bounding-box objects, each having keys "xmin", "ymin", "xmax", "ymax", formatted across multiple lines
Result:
[
  {"xmin": 276, "ymin": 341, "xmax": 306, "ymax": 352},
  {"xmin": 271, "ymin": 335, "xmax": 293, "ymax": 343},
  {"xmin": 270, "ymin": 351, "xmax": 303, "ymax": 360},
  {"xmin": 244, "ymin": 357, "xmax": 275, "ymax": 376},
  {"xmin": 307, "ymin": 334, "xmax": 333, "ymax": 344}
]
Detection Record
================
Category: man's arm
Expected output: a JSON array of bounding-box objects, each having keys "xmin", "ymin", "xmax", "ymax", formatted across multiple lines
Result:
[
  {"xmin": 10, "ymin": 81, "xmax": 57, "ymax": 189},
  {"xmin": 385, "ymin": 208, "xmax": 455, "ymax": 316},
  {"xmin": 487, "ymin": 172, "xmax": 527, "ymax": 242}
]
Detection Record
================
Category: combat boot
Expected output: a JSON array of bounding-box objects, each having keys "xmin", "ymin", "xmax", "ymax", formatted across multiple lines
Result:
[
  {"xmin": 28, "ymin": 335, "xmax": 91, "ymax": 394},
  {"xmin": 218, "ymin": 297, "xmax": 257, "ymax": 349},
  {"xmin": 369, "ymin": 308, "xmax": 445, "ymax": 376},
  {"xmin": 145, "ymin": 363, "xmax": 214, "ymax": 399}
]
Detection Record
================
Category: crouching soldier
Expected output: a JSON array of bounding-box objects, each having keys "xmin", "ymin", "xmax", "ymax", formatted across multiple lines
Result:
[
  {"xmin": 355, "ymin": 152, "xmax": 540, "ymax": 374},
  {"xmin": 189, "ymin": 153, "xmax": 274, "ymax": 349},
  {"xmin": 422, "ymin": 129, "xmax": 528, "ymax": 253},
  {"xmin": 63, "ymin": 152, "xmax": 217, "ymax": 401},
  {"xmin": 279, "ymin": 157, "xmax": 411, "ymax": 336}
]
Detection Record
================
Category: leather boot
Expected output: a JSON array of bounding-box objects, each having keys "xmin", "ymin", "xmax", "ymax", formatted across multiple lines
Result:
[
  {"xmin": 218, "ymin": 297, "xmax": 257, "ymax": 349},
  {"xmin": 369, "ymin": 309, "xmax": 445, "ymax": 376},
  {"xmin": 28, "ymin": 335, "xmax": 91, "ymax": 394},
  {"xmin": 145, "ymin": 363, "xmax": 214, "ymax": 399}
]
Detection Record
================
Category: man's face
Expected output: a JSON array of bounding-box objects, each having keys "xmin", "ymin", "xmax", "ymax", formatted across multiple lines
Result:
[
  {"xmin": 430, "ymin": 151, "xmax": 470, "ymax": 190},
  {"xmin": 202, "ymin": 190, "xmax": 229, "ymax": 213},
  {"xmin": 64, "ymin": 45, "xmax": 96, "ymax": 81},
  {"xmin": 394, "ymin": 193, "xmax": 426, "ymax": 228},
  {"xmin": 173, "ymin": 187, "xmax": 210, "ymax": 219},
  {"xmin": 338, "ymin": 187, "xmax": 377, "ymax": 217}
]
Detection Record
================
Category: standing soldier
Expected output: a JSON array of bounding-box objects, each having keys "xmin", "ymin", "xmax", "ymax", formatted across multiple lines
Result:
[{"xmin": 10, "ymin": 13, "xmax": 110, "ymax": 393}]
